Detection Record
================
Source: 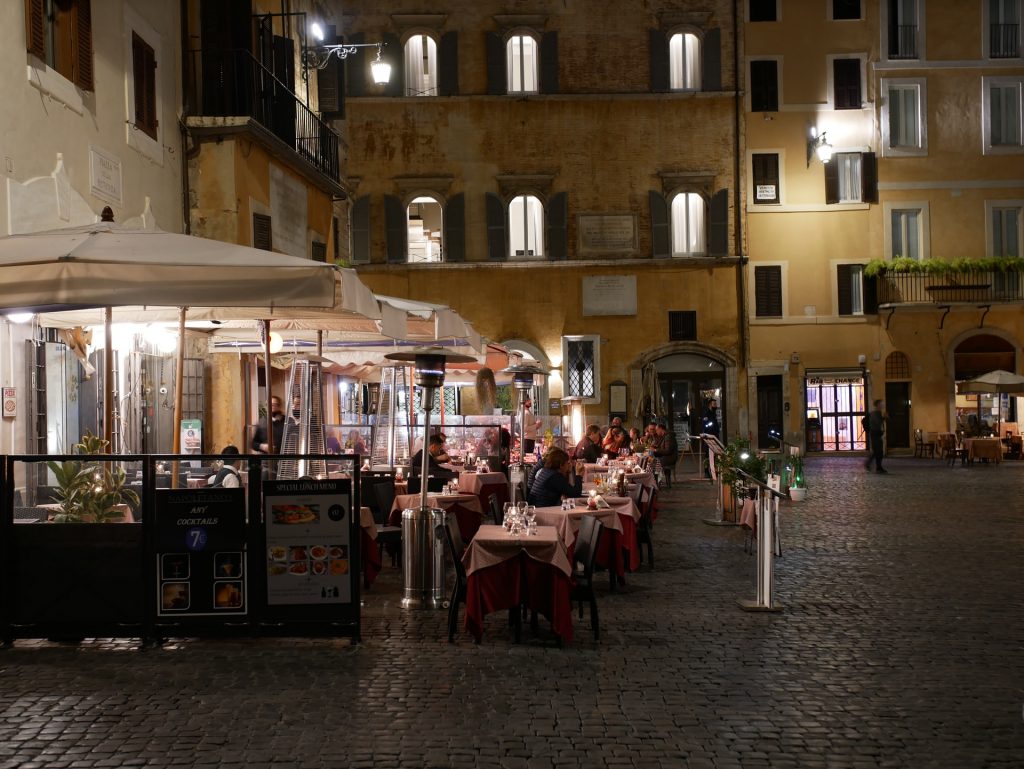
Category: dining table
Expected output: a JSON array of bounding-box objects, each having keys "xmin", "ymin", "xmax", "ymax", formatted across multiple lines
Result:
[
  {"xmin": 457, "ymin": 470, "xmax": 509, "ymax": 512},
  {"xmin": 536, "ymin": 493, "xmax": 641, "ymax": 576},
  {"xmin": 963, "ymin": 437, "xmax": 1003, "ymax": 464},
  {"xmin": 462, "ymin": 524, "xmax": 574, "ymax": 643},
  {"xmin": 389, "ymin": 492, "xmax": 485, "ymax": 541}
]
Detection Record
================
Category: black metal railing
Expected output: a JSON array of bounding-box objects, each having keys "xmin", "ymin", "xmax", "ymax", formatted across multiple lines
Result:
[
  {"xmin": 990, "ymin": 24, "xmax": 1020, "ymax": 58},
  {"xmin": 188, "ymin": 49, "xmax": 339, "ymax": 183},
  {"xmin": 889, "ymin": 25, "xmax": 918, "ymax": 59},
  {"xmin": 877, "ymin": 269, "xmax": 1024, "ymax": 305}
]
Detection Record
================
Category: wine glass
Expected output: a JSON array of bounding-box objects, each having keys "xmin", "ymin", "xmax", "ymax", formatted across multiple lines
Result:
[
  {"xmin": 526, "ymin": 504, "xmax": 537, "ymax": 533},
  {"xmin": 502, "ymin": 502, "xmax": 513, "ymax": 530}
]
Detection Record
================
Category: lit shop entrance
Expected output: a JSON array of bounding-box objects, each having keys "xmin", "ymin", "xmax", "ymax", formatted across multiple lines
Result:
[{"xmin": 804, "ymin": 370, "xmax": 867, "ymax": 452}]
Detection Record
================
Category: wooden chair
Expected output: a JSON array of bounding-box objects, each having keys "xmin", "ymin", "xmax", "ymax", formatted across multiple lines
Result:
[
  {"xmin": 570, "ymin": 514, "xmax": 604, "ymax": 641},
  {"xmin": 437, "ymin": 515, "xmax": 470, "ymax": 643},
  {"xmin": 914, "ymin": 429, "xmax": 936, "ymax": 458},
  {"xmin": 372, "ymin": 482, "xmax": 402, "ymax": 566},
  {"xmin": 488, "ymin": 493, "xmax": 503, "ymax": 525},
  {"xmin": 636, "ymin": 486, "xmax": 656, "ymax": 567}
]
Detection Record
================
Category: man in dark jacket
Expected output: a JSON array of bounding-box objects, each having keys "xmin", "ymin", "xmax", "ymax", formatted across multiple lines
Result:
[
  {"xmin": 252, "ymin": 395, "xmax": 284, "ymax": 454},
  {"xmin": 865, "ymin": 399, "xmax": 887, "ymax": 473},
  {"xmin": 410, "ymin": 434, "xmax": 458, "ymax": 480},
  {"xmin": 652, "ymin": 422, "xmax": 679, "ymax": 488},
  {"xmin": 572, "ymin": 424, "xmax": 602, "ymax": 463}
]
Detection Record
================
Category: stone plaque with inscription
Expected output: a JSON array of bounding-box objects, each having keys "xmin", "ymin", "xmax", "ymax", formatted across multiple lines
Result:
[
  {"xmin": 582, "ymin": 275, "xmax": 637, "ymax": 317},
  {"xmin": 270, "ymin": 165, "xmax": 308, "ymax": 258},
  {"xmin": 578, "ymin": 214, "xmax": 637, "ymax": 255},
  {"xmin": 89, "ymin": 145, "xmax": 123, "ymax": 205}
]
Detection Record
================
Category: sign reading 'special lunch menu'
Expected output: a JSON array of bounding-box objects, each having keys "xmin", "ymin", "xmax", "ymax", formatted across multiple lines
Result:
[{"xmin": 263, "ymin": 478, "xmax": 353, "ymax": 606}]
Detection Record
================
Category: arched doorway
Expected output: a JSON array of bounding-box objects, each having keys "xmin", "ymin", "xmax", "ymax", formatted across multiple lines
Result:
[
  {"xmin": 953, "ymin": 333, "xmax": 1018, "ymax": 434},
  {"xmin": 655, "ymin": 354, "xmax": 725, "ymax": 443}
]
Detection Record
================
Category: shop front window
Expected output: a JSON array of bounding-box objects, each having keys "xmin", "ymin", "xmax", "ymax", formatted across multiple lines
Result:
[{"xmin": 805, "ymin": 373, "xmax": 867, "ymax": 451}]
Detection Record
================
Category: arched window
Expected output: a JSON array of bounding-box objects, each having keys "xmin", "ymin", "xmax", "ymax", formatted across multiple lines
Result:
[
  {"xmin": 885, "ymin": 351, "xmax": 911, "ymax": 379},
  {"xmin": 509, "ymin": 195, "xmax": 544, "ymax": 258},
  {"xmin": 404, "ymin": 34, "xmax": 437, "ymax": 96},
  {"xmin": 407, "ymin": 196, "xmax": 443, "ymax": 263},
  {"xmin": 671, "ymin": 192, "xmax": 706, "ymax": 255},
  {"xmin": 669, "ymin": 32, "xmax": 702, "ymax": 90},
  {"xmin": 506, "ymin": 34, "xmax": 539, "ymax": 93}
]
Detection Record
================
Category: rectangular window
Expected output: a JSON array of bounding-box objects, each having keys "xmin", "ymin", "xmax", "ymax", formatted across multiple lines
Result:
[
  {"xmin": 992, "ymin": 207, "xmax": 1022, "ymax": 257},
  {"xmin": 752, "ymin": 153, "xmax": 780, "ymax": 204},
  {"xmin": 984, "ymin": 78, "xmax": 1023, "ymax": 151},
  {"xmin": 750, "ymin": 60, "xmax": 779, "ymax": 112},
  {"xmin": 836, "ymin": 153, "xmax": 862, "ymax": 203},
  {"xmin": 882, "ymin": 79, "xmax": 926, "ymax": 155},
  {"xmin": 832, "ymin": 0, "xmax": 862, "ymax": 20},
  {"xmin": 837, "ymin": 264, "xmax": 865, "ymax": 315},
  {"xmin": 988, "ymin": 0, "xmax": 1021, "ymax": 59},
  {"xmin": 253, "ymin": 213, "xmax": 273, "ymax": 251},
  {"xmin": 668, "ymin": 311, "xmax": 697, "ymax": 341},
  {"xmin": 24, "ymin": 0, "xmax": 94, "ymax": 90},
  {"xmin": 754, "ymin": 265, "xmax": 783, "ymax": 318},
  {"xmin": 891, "ymin": 210, "xmax": 921, "ymax": 259},
  {"xmin": 132, "ymin": 32, "xmax": 158, "ymax": 140},
  {"xmin": 888, "ymin": 0, "xmax": 919, "ymax": 59},
  {"xmin": 749, "ymin": 1, "xmax": 777, "ymax": 22},
  {"xmin": 562, "ymin": 335, "xmax": 600, "ymax": 403},
  {"xmin": 833, "ymin": 59, "xmax": 861, "ymax": 110}
]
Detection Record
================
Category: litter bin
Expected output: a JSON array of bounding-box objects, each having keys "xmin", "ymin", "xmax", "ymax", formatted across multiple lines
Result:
[{"xmin": 400, "ymin": 506, "xmax": 446, "ymax": 609}]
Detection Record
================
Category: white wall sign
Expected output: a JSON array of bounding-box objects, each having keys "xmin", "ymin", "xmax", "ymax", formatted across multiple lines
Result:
[
  {"xmin": 89, "ymin": 145, "xmax": 123, "ymax": 205},
  {"xmin": 2, "ymin": 387, "xmax": 16, "ymax": 418},
  {"xmin": 269, "ymin": 165, "xmax": 308, "ymax": 258},
  {"xmin": 582, "ymin": 275, "xmax": 637, "ymax": 317},
  {"xmin": 755, "ymin": 184, "xmax": 776, "ymax": 201}
]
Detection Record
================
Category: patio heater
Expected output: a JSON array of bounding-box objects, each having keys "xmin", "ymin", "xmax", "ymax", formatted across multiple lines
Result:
[
  {"xmin": 502, "ymin": 362, "xmax": 549, "ymax": 504},
  {"xmin": 385, "ymin": 346, "xmax": 475, "ymax": 610},
  {"xmin": 561, "ymin": 396, "xmax": 585, "ymax": 449}
]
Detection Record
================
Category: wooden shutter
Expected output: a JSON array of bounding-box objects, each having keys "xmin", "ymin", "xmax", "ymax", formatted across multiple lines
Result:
[
  {"xmin": 754, "ymin": 266, "xmax": 782, "ymax": 317},
  {"xmin": 863, "ymin": 273, "xmax": 879, "ymax": 314},
  {"xmin": 253, "ymin": 213, "xmax": 273, "ymax": 251},
  {"xmin": 332, "ymin": 216, "xmax": 340, "ymax": 260},
  {"xmin": 384, "ymin": 195, "xmax": 407, "ymax": 263},
  {"xmin": 837, "ymin": 264, "xmax": 854, "ymax": 315},
  {"xmin": 485, "ymin": 32, "xmax": 506, "ymax": 95},
  {"xmin": 649, "ymin": 29, "xmax": 669, "ymax": 93},
  {"xmin": 702, "ymin": 28, "xmax": 721, "ymax": 92},
  {"xmin": 546, "ymin": 192, "xmax": 568, "ymax": 260},
  {"xmin": 752, "ymin": 154, "xmax": 779, "ymax": 204},
  {"xmin": 540, "ymin": 32, "xmax": 559, "ymax": 94},
  {"xmin": 311, "ymin": 242, "xmax": 327, "ymax": 263},
  {"xmin": 382, "ymin": 32, "xmax": 403, "ymax": 97},
  {"xmin": 833, "ymin": 58, "xmax": 861, "ymax": 109},
  {"xmin": 351, "ymin": 196, "xmax": 370, "ymax": 263},
  {"xmin": 25, "ymin": 0, "xmax": 46, "ymax": 60},
  {"xmin": 346, "ymin": 32, "xmax": 366, "ymax": 97},
  {"xmin": 824, "ymin": 158, "xmax": 840, "ymax": 204},
  {"xmin": 750, "ymin": 60, "xmax": 778, "ymax": 111},
  {"xmin": 317, "ymin": 57, "xmax": 343, "ymax": 116},
  {"xmin": 708, "ymin": 189, "xmax": 729, "ymax": 256},
  {"xmin": 439, "ymin": 31, "xmax": 459, "ymax": 96},
  {"xmin": 132, "ymin": 33, "xmax": 158, "ymax": 139},
  {"xmin": 485, "ymin": 192, "xmax": 507, "ymax": 261},
  {"xmin": 861, "ymin": 152, "xmax": 878, "ymax": 203},
  {"xmin": 73, "ymin": 0, "xmax": 94, "ymax": 91},
  {"xmin": 649, "ymin": 191, "xmax": 670, "ymax": 258},
  {"xmin": 443, "ymin": 193, "xmax": 465, "ymax": 262}
]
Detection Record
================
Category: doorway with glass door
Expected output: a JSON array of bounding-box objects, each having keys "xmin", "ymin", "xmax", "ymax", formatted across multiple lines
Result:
[{"xmin": 655, "ymin": 354, "xmax": 725, "ymax": 464}]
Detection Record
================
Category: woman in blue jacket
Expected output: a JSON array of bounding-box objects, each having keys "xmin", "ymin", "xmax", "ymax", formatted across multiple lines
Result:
[{"xmin": 528, "ymin": 448, "xmax": 583, "ymax": 507}]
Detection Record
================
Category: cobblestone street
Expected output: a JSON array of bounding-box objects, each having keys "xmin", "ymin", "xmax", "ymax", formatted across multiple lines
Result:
[{"xmin": 1, "ymin": 456, "xmax": 1022, "ymax": 769}]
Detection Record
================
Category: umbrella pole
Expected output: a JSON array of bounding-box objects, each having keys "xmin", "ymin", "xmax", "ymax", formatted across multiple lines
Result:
[
  {"xmin": 263, "ymin": 320, "xmax": 275, "ymax": 454},
  {"xmin": 317, "ymin": 329, "xmax": 323, "ymax": 358},
  {"xmin": 104, "ymin": 307, "xmax": 113, "ymax": 448},
  {"xmin": 171, "ymin": 307, "xmax": 187, "ymax": 489}
]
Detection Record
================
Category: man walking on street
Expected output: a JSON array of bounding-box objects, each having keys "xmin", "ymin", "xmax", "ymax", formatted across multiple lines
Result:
[{"xmin": 865, "ymin": 399, "xmax": 887, "ymax": 473}]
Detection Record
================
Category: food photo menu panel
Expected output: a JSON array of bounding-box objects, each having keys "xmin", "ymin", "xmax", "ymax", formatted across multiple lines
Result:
[
  {"xmin": 155, "ymin": 488, "xmax": 247, "ymax": 618},
  {"xmin": 263, "ymin": 478, "xmax": 353, "ymax": 606}
]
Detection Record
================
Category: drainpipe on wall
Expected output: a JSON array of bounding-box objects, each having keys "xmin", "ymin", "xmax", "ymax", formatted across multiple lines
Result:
[{"xmin": 733, "ymin": 0, "xmax": 748, "ymax": 372}]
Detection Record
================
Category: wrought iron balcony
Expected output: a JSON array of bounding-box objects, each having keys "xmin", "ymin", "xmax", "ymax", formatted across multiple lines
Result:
[
  {"xmin": 188, "ymin": 48, "xmax": 339, "ymax": 183},
  {"xmin": 877, "ymin": 268, "xmax": 1024, "ymax": 305}
]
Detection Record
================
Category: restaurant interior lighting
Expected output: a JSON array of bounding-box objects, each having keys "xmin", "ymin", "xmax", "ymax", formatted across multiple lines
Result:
[
  {"xmin": 268, "ymin": 331, "xmax": 284, "ymax": 354},
  {"xmin": 5, "ymin": 312, "xmax": 34, "ymax": 324}
]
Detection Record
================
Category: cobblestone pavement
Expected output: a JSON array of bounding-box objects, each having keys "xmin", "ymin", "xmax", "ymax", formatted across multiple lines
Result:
[{"xmin": 1, "ymin": 456, "xmax": 1023, "ymax": 769}]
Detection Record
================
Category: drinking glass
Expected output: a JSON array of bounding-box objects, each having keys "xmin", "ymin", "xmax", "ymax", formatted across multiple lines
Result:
[{"xmin": 526, "ymin": 505, "xmax": 537, "ymax": 533}]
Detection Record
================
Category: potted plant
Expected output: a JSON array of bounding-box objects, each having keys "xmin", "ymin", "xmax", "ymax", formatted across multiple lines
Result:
[
  {"xmin": 787, "ymin": 453, "xmax": 808, "ymax": 501},
  {"xmin": 46, "ymin": 432, "xmax": 139, "ymax": 523},
  {"xmin": 716, "ymin": 439, "xmax": 768, "ymax": 518}
]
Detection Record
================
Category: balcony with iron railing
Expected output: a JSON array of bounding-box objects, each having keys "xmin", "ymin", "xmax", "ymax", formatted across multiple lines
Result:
[
  {"xmin": 187, "ymin": 49, "xmax": 339, "ymax": 183},
  {"xmin": 876, "ymin": 268, "xmax": 1024, "ymax": 306},
  {"xmin": 990, "ymin": 23, "xmax": 1020, "ymax": 58}
]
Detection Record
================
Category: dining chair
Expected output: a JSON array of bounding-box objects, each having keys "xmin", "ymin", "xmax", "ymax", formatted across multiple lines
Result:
[
  {"xmin": 570, "ymin": 514, "xmax": 604, "ymax": 641},
  {"xmin": 438, "ymin": 515, "xmax": 471, "ymax": 643},
  {"xmin": 914, "ymin": 429, "xmax": 936, "ymax": 458},
  {"xmin": 372, "ymin": 482, "xmax": 402, "ymax": 567},
  {"xmin": 488, "ymin": 493, "xmax": 503, "ymax": 526},
  {"xmin": 636, "ymin": 487, "xmax": 656, "ymax": 567}
]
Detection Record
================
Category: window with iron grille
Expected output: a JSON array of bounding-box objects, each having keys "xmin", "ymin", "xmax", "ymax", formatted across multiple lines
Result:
[
  {"xmin": 754, "ymin": 265, "xmax": 783, "ymax": 318},
  {"xmin": 413, "ymin": 385, "xmax": 458, "ymax": 415},
  {"xmin": 886, "ymin": 351, "xmax": 911, "ymax": 379},
  {"xmin": 563, "ymin": 336, "xmax": 598, "ymax": 400},
  {"xmin": 668, "ymin": 311, "xmax": 697, "ymax": 341}
]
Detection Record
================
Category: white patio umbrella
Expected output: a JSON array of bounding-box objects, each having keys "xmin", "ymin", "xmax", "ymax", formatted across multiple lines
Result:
[
  {"xmin": 957, "ymin": 369, "xmax": 1024, "ymax": 435},
  {"xmin": 0, "ymin": 222, "xmax": 364, "ymax": 452}
]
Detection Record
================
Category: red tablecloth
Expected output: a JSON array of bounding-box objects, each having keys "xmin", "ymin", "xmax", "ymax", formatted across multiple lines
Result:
[
  {"xmin": 464, "ymin": 553, "xmax": 573, "ymax": 643},
  {"xmin": 359, "ymin": 506, "xmax": 382, "ymax": 587}
]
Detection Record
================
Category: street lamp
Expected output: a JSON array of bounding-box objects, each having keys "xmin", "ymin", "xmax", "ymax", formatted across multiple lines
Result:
[
  {"xmin": 385, "ymin": 346, "xmax": 475, "ymax": 609},
  {"xmin": 302, "ymin": 40, "xmax": 391, "ymax": 85},
  {"xmin": 501, "ymin": 362, "xmax": 549, "ymax": 504}
]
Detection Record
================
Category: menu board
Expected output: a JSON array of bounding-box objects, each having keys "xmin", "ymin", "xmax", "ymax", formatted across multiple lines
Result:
[
  {"xmin": 263, "ymin": 479, "xmax": 353, "ymax": 606},
  {"xmin": 155, "ymin": 488, "xmax": 247, "ymax": 617}
]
